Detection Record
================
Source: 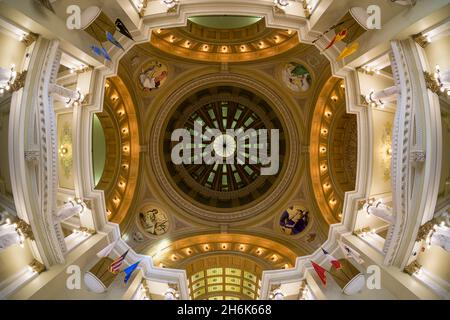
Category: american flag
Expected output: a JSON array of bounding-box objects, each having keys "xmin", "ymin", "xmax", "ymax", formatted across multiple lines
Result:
[{"xmin": 109, "ymin": 250, "xmax": 129, "ymax": 274}]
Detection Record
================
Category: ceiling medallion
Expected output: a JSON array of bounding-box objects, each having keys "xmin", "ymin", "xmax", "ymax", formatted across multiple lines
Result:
[
  {"xmin": 282, "ymin": 62, "xmax": 313, "ymax": 93},
  {"xmin": 279, "ymin": 204, "xmax": 310, "ymax": 235},
  {"xmin": 138, "ymin": 60, "xmax": 168, "ymax": 92},
  {"xmin": 138, "ymin": 206, "xmax": 170, "ymax": 236}
]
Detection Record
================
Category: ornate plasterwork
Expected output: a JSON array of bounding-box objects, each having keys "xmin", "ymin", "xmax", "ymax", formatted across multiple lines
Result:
[
  {"xmin": 9, "ymin": 70, "xmax": 27, "ymax": 92},
  {"xmin": 148, "ymin": 73, "xmax": 301, "ymax": 223},
  {"xmin": 309, "ymin": 76, "xmax": 356, "ymax": 224},
  {"xmin": 384, "ymin": 41, "xmax": 412, "ymax": 264},
  {"xmin": 148, "ymin": 233, "xmax": 299, "ymax": 271},
  {"xmin": 150, "ymin": 19, "xmax": 299, "ymax": 63},
  {"xmin": 58, "ymin": 122, "xmax": 73, "ymax": 179},
  {"xmin": 15, "ymin": 38, "xmax": 68, "ymax": 265},
  {"xmin": 381, "ymin": 121, "xmax": 393, "ymax": 181},
  {"xmin": 21, "ymin": 32, "xmax": 38, "ymax": 47},
  {"xmin": 29, "ymin": 258, "xmax": 46, "ymax": 274},
  {"xmin": 137, "ymin": 203, "xmax": 170, "ymax": 236},
  {"xmin": 97, "ymin": 77, "xmax": 141, "ymax": 225},
  {"xmin": 16, "ymin": 218, "xmax": 34, "ymax": 241},
  {"xmin": 384, "ymin": 38, "xmax": 442, "ymax": 268},
  {"xmin": 410, "ymin": 150, "xmax": 426, "ymax": 163},
  {"xmin": 403, "ymin": 260, "xmax": 421, "ymax": 276},
  {"xmin": 24, "ymin": 150, "xmax": 40, "ymax": 163},
  {"xmin": 412, "ymin": 33, "xmax": 429, "ymax": 48}
]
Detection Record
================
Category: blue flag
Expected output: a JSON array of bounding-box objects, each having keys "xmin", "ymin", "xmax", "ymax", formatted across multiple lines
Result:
[
  {"xmin": 106, "ymin": 31, "xmax": 124, "ymax": 51},
  {"xmin": 90, "ymin": 45, "xmax": 111, "ymax": 61},
  {"xmin": 101, "ymin": 47, "xmax": 111, "ymax": 61},
  {"xmin": 123, "ymin": 260, "xmax": 140, "ymax": 283}
]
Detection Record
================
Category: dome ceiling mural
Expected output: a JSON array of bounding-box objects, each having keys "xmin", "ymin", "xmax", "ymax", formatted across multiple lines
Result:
[
  {"xmin": 1, "ymin": 0, "xmax": 447, "ymax": 304},
  {"xmin": 92, "ymin": 11, "xmax": 354, "ymax": 299}
]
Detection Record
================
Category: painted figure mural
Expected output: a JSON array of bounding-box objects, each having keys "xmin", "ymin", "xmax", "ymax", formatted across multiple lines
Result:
[
  {"xmin": 282, "ymin": 62, "xmax": 312, "ymax": 92},
  {"xmin": 279, "ymin": 205, "xmax": 309, "ymax": 235},
  {"xmin": 139, "ymin": 208, "xmax": 169, "ymax": 235},
  {"xmin": 138, "ymin": 61, "xmax": 168, "ymax": 92}
]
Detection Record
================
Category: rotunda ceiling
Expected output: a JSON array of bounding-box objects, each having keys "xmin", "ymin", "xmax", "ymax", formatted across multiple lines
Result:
[
  {"xmin": 93, "ymin": 17, "xmax": 356, "ymax": 262},
  {"xmin": 163, "ymin": 86, "xmax": 286, "ymax": 208}
]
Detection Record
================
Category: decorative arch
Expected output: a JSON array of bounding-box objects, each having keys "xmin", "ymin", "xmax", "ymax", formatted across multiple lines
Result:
[
  {"xmin": 309, "ymin": 76, "xmax": 357, "ymax": 224},
  {"xmin": 146, "ymin": 233, "xmax": 299, "ymax": 271},
  {"xmin": 96, "ymin": 77, "xmax": 140, "ymax": 224}
]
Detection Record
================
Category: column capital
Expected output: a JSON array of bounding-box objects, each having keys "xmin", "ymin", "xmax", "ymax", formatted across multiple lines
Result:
[
  {"xmin": 10, "ymin": 70, "xmax": 27, "ymax": 92},
  {"xmin": 29, "ymin": 258, "xmax": 46, "ymax": 274},
  {"xmin": 403, "ymin": 260, "xmax": 421, "ymax": 276},
  {"xmin": 21, "ymin": 32, "xmax": 39, "ymax": 47},
  {"xmin": 16, "ymin": 218, "xmax": 34, "ymax": 241},
  {"xmin": 416, "ymin": 218, "xmax": 437, "ymax": 242}
]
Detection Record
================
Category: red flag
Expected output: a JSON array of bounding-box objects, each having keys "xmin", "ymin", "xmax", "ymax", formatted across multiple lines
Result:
[
  {"xmin": 321, "ymin": 248, "xmax": 342, "ymax": 269},
  {"xmin": 325, "ymin": 29, "xmax": 348, "ymax": 50},
  {"xmin": 311, "ymin": 261, "xmax": 327, "ymax": 286}
]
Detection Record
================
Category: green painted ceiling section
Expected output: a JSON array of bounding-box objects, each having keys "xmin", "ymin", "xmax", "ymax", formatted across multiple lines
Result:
[
  {"xmin": 188, "ymin": 16, "xmax": 262, "ymax": 29},
  {"xmin": 92, "ymin": 114, "xmax": 106, "ymax": 187}
]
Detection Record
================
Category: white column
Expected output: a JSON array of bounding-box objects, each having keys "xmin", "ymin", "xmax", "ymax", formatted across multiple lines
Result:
[
  {"xmin": 164, "ymin": 288, "xmax": 178, "ymax": 300},
  {"xmin": 272, "ymin": 288, "xmax": 285, "ymax": 300},
  {"xmin": 430, "ymin": 225, "xmax": 450, "ymax": 252},
  {"xmin": 48, "ymin": 83, "xmax": 84, "ymax": 106},
  {"xmin": 365, "ymin": 202, "xmax": 394, "ymax": 223},
  {"xmin": 0, "ymin": 223, "xmax": 21, "ymax": 252},
  {"xmin": 366, "ymin": 86, "xmax": 399, "ymax": 106},
  {"xmin": 440, "ymin": 69, "xmax": 450, "ymax": 84},
  {"xmin": 55, "ymin": 201, "xmax": 85, "ymax": 222}
]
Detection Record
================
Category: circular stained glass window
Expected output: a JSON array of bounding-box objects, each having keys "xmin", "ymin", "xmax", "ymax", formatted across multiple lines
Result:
[{"xmin": 164, "ymin": 86, "xmax": 286, "ymax": 208}]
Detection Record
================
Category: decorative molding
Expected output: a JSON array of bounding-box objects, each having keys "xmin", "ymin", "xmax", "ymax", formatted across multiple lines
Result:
[
  {"xmin": 359, "ymin": 94, "xmax": 368, "ymax": 107},
  {"xmin": 403, "ymin": 260, "xmax": 421, "ymax": 276},
  {"xmin": 301, "ymin": 145, "xmax": 310, "ymax": 154},
  {"xmin": 301, "ymin": 0, "xmax": 311, "ymax": 19},
  {"xmin": 29, "ymin": 259, "xmax": 46, "ymax": 274},
  {"xmin": 416, "ymin": 218, "xmax": 437, "ymax": 242},
  {"xmin": 150, "ymin": 19, "xmax": 300, "ymax": 63},
  {"xmin": 10, "ymin": 70, "xmax": 27, "ymax": 92},
  {"xmin": 356, "ymin": 66, "xmax": 375, "ymax": 76},
  {"xmin": 412, "ymin": 33, "xmax": 429, "ymax": 48},
  {"xmin": 9, "ymin": 38, "xmax": 68, "ymax": 265},
  {"xmin": 384, "ymin": 38, "xmax": 442, "ymax": 268},
  {"xmin": 353, "ymin": 226, "xmax": 371, "ymax": 236},
  {"xmin": 24, "ymin": 149, "xmax": 40, "ymax": 163},
  {"xmin": 383, "ymin": 40, "xmax": 414, "ymax": 265},
  {"xmin": 77, "ymin": 226, "xmax": 96, "ymax": 235},
  {"xmin": 21, "ymin": 32, "xmax": 38, "ymax": 47},
  {"xmin": 16, "ymin": 218, "xmax": 34, "ymax": 240},
  {"xmin": 167, "ymin": 4, "xmax": 179, "ymax": 14},
  {"xmin": 273, "ymin": 6, "xmax": 286, "ymax": 15},
  {"xmin": 424, "ymin": 71, "xmax": 448, "ymax": 97},
  {"xmin": 410, "ymin": 150, "xmax": 426, "ymax": 163},
  {"xmin": 168, "ymin": 283, "xmax": 179, "ymax": 291},
  {"xmin": 83, "ymin": 199, "xmax": 94, "ymax": 210},
  {"xmin": 138, "ymin": 0, "xmax": 149, "ymax": 18}
]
